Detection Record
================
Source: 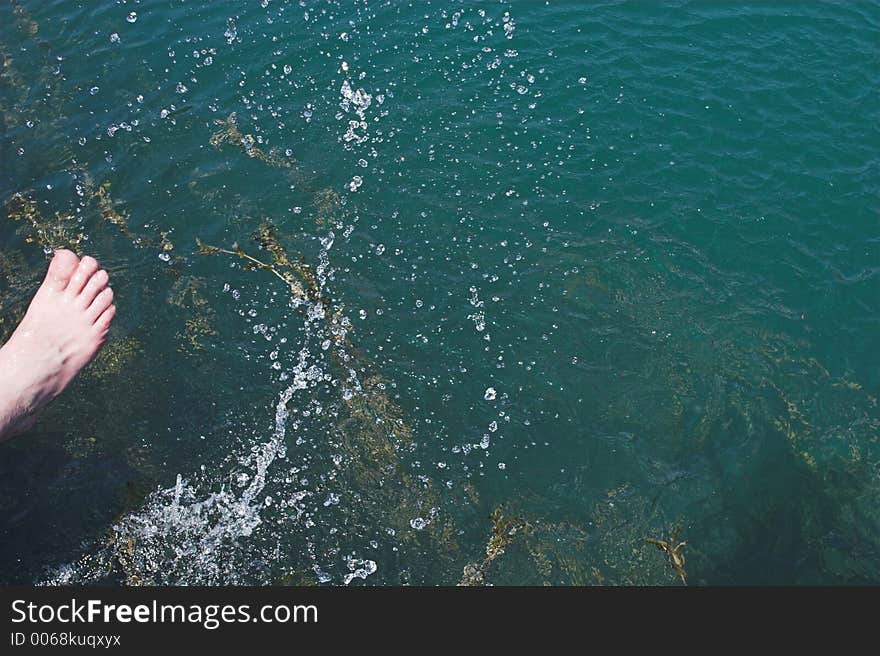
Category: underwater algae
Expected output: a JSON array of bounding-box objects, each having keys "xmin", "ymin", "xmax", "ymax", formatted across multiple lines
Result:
[
  {"xmin": 197, "ymin": 225, "xmax": 321, "ymax": 305},
  {"xmin": 4, "ymin": 192, "xmax": 86, "ymax": 252},
  {"xmin": 459, "ymin": 508, "xmax": 527, "ymax": 586},
  {"xmin": 312, "ymin": 187, "xmax": 343, "ymax": 229},
  {"xmin": 167, "ymin": 276, "xmax": 218, "ymax": 353},
  {"xmin": 644, "ymin": 527, "xmax": 687, "ymax": 585},
  {"xmin": 210, "ymin": 113, "xmax": 294, "ymax": 170},
  {"xmin": 94, "ymin": 181, "xmax": 130, "ymax": 233},
  {"xmin": 10, "ymin": 0, "xmax": 38, "ymax": 37}
]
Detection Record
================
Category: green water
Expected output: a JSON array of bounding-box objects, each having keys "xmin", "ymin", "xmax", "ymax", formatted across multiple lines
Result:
[{"xmin": 0, "ymin": 0, "xmax": 878, "ymax": 585}]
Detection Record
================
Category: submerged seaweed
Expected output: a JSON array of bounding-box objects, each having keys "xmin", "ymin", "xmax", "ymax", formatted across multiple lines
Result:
[
  {"xmin": 210, "ymin": 113, "xmax": 294, "ymax": 169},
  {"xmin": 313, "ymin": 188, "xmax": 343, "ymax": 228},
  {"xmin": 95, "ymin": 181, "xmax": 130, "ymax": 232},
  {"xmin": 197, "ymin": 225, "xmax": 322, "ymax": 305},
  {"xmin": 644, "ymin": 527, "xmax": 687, "ymax": 585},
  {"xmin": 459, "ymin": 508, "xmax": 527, "ymax": 585},
  {"xmin": 167, "ymin": 277, "xmax": 217, "ymax": 353},
  {"xmin": 4, "ymin": 192, "xmax": 86, "ymax": 251}
]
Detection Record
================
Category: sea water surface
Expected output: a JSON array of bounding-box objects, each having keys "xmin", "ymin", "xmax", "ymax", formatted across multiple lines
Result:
[{"xmin": 0, "ymin": 0, "xmax": 878, "ymax": 585}]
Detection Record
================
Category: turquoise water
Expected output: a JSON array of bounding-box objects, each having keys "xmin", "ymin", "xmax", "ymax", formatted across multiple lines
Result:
[{"xmin": 0, "ymin": 0, "xmax": 878, "ymax": 585}]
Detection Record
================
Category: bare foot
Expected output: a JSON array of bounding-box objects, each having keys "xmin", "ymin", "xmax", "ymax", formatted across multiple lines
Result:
[{"xmin": 0, "ymin": 250, "xmax": 116, "ymax": 442}]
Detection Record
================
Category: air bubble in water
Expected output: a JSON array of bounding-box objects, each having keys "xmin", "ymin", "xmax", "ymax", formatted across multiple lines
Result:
[
  {"xmin": 224, "ymin": 18, "xmax": 237, "ymax": 45},
  {"xmin": 343, "ymin": 558, "xmax": 377, "ymax": 585},
  {"xmin": 126, "ymin": 11, "xmax": 137, "ymax": 23}
]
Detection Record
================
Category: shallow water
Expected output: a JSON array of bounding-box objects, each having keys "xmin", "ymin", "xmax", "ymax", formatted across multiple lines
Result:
[{"xmin": 0, "ymin": 0, "xmax": 878, "ymax": 585}]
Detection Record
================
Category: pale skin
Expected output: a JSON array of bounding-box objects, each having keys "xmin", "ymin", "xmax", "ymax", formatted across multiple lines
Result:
[{"xmin": 0, "ymin": 250, "xmax": 115, "ymax": 442}]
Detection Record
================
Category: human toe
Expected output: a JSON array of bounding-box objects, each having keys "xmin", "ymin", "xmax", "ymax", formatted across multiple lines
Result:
[
  {"xmin": 77, "ymin": 269, "xmax": 110, "ymax": 309},
  {"xmin": 66, "ymin": 256, "xmax": 100, "ymax": 297},
  {"xmin": 44, "ymin": 249, "xmax": 80, "ymax": 292},
  {"xmin": 87, "ymin": 287, "xmax": 114, "ymax": 322},
  {"xmin": 94, "ymin": 304, "xmax": 116, "ymax": 334}
]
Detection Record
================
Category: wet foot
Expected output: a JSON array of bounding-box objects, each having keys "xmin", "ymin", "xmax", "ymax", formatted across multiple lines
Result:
[{"xmin": 0, "ymin": 250, "xmax": 115, "ymax": 442}]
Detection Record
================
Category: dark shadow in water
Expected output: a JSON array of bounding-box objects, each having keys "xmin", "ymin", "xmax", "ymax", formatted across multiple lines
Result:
[
  {"xmin": 0, "ymin": 431, "xmax": 144, "ymax": 583},
  {"xmin": 693, "ymin": 425, "xmax": 880, "ymax": 585}
]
